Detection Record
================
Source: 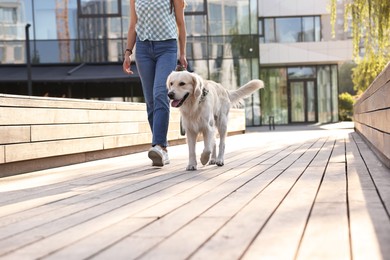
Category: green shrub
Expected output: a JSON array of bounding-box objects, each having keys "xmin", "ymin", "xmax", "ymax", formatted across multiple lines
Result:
[{"xmin": 339, "ymin": 92, "xmax": 355, "ymax": 121}]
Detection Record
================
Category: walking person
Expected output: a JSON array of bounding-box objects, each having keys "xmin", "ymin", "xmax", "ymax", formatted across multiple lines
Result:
[{"xmin": 123, "ymin": 0, "xmax": 187, "ymax": 167}]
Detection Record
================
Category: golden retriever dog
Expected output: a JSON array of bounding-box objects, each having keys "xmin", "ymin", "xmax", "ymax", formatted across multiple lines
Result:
[{"xmin": 167, "ymin": 70, "xmax": 264, "ymax": 171}]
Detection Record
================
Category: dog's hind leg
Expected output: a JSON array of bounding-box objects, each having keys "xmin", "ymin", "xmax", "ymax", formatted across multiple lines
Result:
[
  {"xmin": 215, "ymin": 115, "xmax": 228, "ymax": 166},
  {"xmin": 209, "ymin": 142, "xmax": 217, "ymax": 165},
  {"xmin": 200, "ymin": 127, "xmax": 215, "ymax": 166}
]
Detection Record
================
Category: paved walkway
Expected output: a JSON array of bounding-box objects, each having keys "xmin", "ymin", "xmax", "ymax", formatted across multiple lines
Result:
[{"xmin": 0, "ymin": 122, "xmax": 389, "ymax": 260}]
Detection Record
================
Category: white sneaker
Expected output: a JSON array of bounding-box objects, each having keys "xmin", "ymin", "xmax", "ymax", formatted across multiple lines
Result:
[{"xmin": 148, "ymin": 146, "xmax": 170, "ymax": 167}]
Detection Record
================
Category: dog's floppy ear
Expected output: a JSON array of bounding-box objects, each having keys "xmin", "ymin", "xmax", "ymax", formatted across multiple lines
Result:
[
  {"xmin": 166, "ymin": 71, "xmax": 174, "ymax": 90},
  {"xmin": 192, "ymin": 73, "xmax": 203, "ymax": 99}
]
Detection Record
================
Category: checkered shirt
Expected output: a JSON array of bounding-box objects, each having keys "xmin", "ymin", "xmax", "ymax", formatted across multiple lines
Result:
[{"xmin": 135, "ymin": 0, "xmax": 178, "ymax": 41}]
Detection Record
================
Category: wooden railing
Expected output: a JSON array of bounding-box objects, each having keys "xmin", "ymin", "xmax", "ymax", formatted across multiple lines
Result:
[
  {"xmin": 0, "ymin": 94, "xmax": 246, "ymax": 177},
  {"xmin": 354, "ymin": 62, "xmax": 390, "ymax": 168}
]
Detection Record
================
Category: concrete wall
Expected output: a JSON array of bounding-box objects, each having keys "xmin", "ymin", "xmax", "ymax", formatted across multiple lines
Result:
[
  {"xmin": 260, "ymin": 41, "xmax": 353, "ymax": 66},
  {"xmin": 354, "ymin": 62, "xmax": 390, "ymax": 168},
  {"xmin": 0, "ymin": 94, "xmax": 246, "ymax": 177}
]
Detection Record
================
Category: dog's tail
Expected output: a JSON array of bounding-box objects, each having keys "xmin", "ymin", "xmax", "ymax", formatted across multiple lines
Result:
[{"xmin": 228, "ymin": 79, "xmax": 264, "ymax": 105}]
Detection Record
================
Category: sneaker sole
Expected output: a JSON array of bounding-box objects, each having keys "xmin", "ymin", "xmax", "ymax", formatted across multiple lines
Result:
[{"xmin": 148, "ymin": 150, "xmax": 164, "ymax": 167}]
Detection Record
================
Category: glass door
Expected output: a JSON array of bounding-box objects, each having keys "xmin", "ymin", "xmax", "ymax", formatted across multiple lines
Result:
[
  {"xmin": 290, "ymin": 82, "xmax": 305, "ymax": 122},
  {"xmin": 289, "ymin": 80, "xmax": 317, "ymax": 123}
]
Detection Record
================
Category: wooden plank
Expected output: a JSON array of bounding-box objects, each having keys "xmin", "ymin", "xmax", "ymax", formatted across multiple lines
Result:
[
  {"xmin": 351, "ymin": 134, "xmax": 390, "ymax": 257},
  {"xmin": 296, "ymin": 202, "xmax": 350, "ymax": 259},
  {"xmin": 242, "ymin": 166, "xmax": 325, "ymax": 260},
  {"xmin": 0, "ymin": 146, "xmax": 4, "ymax": 164},
  {"xmin": 296, "ymin": 149, "xmax": 350, "ymax": 259},
  {"xmin": 0, "ymin": 107, "xmax": 146, "ymax": 125},
  {"xmin": 0, "ymin": 191, "xmax": 80, "ymax": 219},
  {"xmin": 0, "ymin": 94, "xmax": 146, "ymax": 111},
  {"xmin": 139, "ymin": 217, "xmax": 228, "ymax": 260},
  {"xmin": 307, "ymin": 139, "xmax": 334, "ymax": 166},
  {"xmin": 103, "ymin": 133, "xmax": 152, "ymax": 149},
  {"xmin": 346, "ymin": 134, "xmax": 387, "ymax": 260},
  {"xmin": 353, "ymin": 133, "xmax": 390, "ymax": 210},
  {"xmin": 44, "ymin": 217, "xmax": 155, "ymax": 260},
  {"xmin": 328, "ymin": 138, "xmax": 346, "ymax": 163},
  {"xmin": 315, "ymin": 163, "xmax": 347, "ymax": 203},
  {"xmin": 0, "ymin": 126, "xmax": 31, "ymax": 145},
  {"xmin": 31, "ymin": 122, "xmax": 140, "ymax": 142},
  {"xmin": 5, "ymin": 137, "xmax": 104, "ymax": 162}
]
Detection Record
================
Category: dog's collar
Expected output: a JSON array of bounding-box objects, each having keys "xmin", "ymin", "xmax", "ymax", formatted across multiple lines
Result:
[{"xmin": 199, "ymin": 88, "xmax": 209, "ymax": 104}]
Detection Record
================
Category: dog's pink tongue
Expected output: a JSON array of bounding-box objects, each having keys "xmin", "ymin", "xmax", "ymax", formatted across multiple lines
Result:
[{"xmin": 171, "ymin": 100, "xmax": 180, "ymax": 107}]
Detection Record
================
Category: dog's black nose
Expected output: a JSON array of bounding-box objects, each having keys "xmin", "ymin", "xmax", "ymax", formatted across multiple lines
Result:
[{"xmin": 168, "ymin": 92, "xmax": 175, "ymax": 99}]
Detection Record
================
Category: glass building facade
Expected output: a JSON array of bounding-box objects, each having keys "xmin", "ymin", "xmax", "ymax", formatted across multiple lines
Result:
[
  {"xmin": 259, "ymin": 65, "xmax": 338, "ymax": 125},
  {"xmin": 0, "ymin": 0, "xmax": 341, "ymax": 126}
]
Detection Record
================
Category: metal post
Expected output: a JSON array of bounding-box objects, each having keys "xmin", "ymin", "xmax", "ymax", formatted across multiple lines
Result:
[{"xmin": 25, "ymin": 24, "xmax": 32, "ymax": 96}]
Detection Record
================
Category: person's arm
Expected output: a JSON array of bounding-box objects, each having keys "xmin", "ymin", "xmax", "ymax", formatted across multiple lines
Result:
[
  {"xmin": 173, "ymin": 0, "xmax": 187, "ymax": 69},
  {"xmin": 123, "ymin": 0, "xmax": 137, "ymax": 74}
]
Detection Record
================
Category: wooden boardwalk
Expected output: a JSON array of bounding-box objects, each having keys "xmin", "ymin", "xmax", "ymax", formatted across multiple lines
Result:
[{"xmin": 0, "ymin": 123, "xmax": 389, "ymax": 260}]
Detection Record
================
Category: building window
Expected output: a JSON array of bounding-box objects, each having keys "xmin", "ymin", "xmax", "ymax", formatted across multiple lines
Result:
[
  {"xmin": 185, "ymin": 0, "xmax": 207, "ymax": 14},
  {"xmin": 77, "ymin": 0, "xmax": 121, "ymax": 17},
  {"xmin": 0, "ymin": 46, "xmax": 4, "ymax": 62},
  {"xmin": 260, "ymin": 16, "xmax": 320, "ymax": 43},
  {"xmin": 14, "ymin": 46, "xmax": 22, "ymax": 61},
  {"xmin": 0, "ymin": 7, "xmax": 17, "ymax": 24}
]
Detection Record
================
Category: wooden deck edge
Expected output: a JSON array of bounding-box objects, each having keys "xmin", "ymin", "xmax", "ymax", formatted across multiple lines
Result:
[
  {"xmin": 0, "ymin": 131, "xmax": 246, "ymax": 178},
  {"xmin": 0, "ymin": 138, "xmax": 184, "ymax": 178},
  {"xmin": 354, "ymin": 128, "xmax": 390, "ymax": 169}
]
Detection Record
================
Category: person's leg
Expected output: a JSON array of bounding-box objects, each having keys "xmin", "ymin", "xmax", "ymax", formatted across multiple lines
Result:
[
  {"xmin": 151, "ymin": 39, "xmax": 178, "ymax": 147},
  {"xmin": 135, "ymin": 39, "xmax": 156, "ymax": 131}
]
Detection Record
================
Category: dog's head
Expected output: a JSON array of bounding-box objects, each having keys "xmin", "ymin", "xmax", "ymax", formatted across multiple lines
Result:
[{"xmin": 166, "ymin": 70, "xmax": 203, "ymax": 108}]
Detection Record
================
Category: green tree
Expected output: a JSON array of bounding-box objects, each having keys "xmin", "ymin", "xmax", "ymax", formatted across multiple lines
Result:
[
  {"xmin": 330, "ymin": 0, "xmax": 390, "ymax": 93},
  {"xmin": 338, "ymin": 61, "xmax": 356, "ymax": 95}
]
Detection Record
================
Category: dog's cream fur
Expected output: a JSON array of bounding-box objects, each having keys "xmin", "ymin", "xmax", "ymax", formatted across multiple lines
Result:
[{"xmin": 167, "ymin": 70, "xmax": 264, "ymax": 171}]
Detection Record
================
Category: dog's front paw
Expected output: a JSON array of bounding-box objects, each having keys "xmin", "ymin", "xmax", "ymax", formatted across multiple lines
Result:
[
  {"xmin": 200, "ymin": 151, "xmax": 211, "ymax": 165},
  {"xmin": 186, "ymin": 165, "xmax": 197, "ymax": 171},
  {"xmin": 216, "ymin": 159, "xmax": 224, "ymax": 167}
]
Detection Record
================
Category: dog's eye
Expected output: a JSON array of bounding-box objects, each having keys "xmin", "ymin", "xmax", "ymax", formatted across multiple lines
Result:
[
  {"xmin": 170, "ymin": 82, "xmax": 173, "ymax": 86},
  {"xmin": 179, "ymin": 82, "xmax": 185, "ymax": 86}
]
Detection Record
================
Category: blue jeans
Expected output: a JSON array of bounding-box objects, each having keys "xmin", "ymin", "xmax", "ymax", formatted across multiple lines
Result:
[{"xmin": 135, "ymin": 38, "xmax": 177, "ymax": 147}]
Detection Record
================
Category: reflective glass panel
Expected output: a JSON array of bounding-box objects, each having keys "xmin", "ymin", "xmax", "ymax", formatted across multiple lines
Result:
[
  {"xmin": 290, "ymin": 82, "xmax": 305, "ymax": 122},
  {"xmin": 302, "ymin": 17, "xmax": 314, "ymax": 41},
  {"xmin": 275, "ymin": 17, "xmax": 301, "ymax": 42},
  {"xmin": 185, "ymin": 15, "xmax": 207, "ymax": 36},
  {"xmin": 78, "ymin": 0, "xmax": 120, "ymax": 16},
  {"xmin": 208, "ymin": 0, "xmax": 249, "ymax": 35},
  {"xmin": 315, "ymin": 16, "xmax": 321, "ymax": 41},
  {"xmin": 185, "ymin": 0, "xmax": 206, "ymax": 12},
  {"xmin": 260, "ymin": 68, "xmax": 288, "ymax": 124},
  {"xmin": 288, "ymin": 67, "xmax": 316, "ymax": 79},
  {"xmin": 331, "ymin": 65, "xmax": 339, "ymax": 121},
  {"xmin": 317, "ymin": 66, "xmax": 332, "ymax": 123},
  {"xmin": 187, "ymin": 36, "xmax": 208, "ymax": 60},
  {"xmin": 264, "ymin": 18, "xmax": 275, "ymax": 43},
  {"xmin": 307, "ymin": 81, "xmax": 316, "ymax": 122},
  {"xmin": 34, "ymin": 0, "xmax": 78, "ymax": 40}
]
